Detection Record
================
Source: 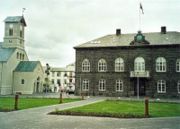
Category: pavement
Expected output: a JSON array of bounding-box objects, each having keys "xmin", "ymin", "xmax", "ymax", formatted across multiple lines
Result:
[{"xmin": 0, "ymin": 96, "xmax": 180, "ymax": 129}]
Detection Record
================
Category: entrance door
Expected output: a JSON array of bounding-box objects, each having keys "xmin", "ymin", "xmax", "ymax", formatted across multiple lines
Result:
[{"xmin": 134, "ymin": 78, "xmax": 146, "ymax": 96}]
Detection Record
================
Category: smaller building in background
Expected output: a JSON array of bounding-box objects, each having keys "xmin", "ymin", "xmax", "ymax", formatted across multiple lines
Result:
[{"xmin": 47, "ymin": 63, "xmax": 75, "ymax": 93}]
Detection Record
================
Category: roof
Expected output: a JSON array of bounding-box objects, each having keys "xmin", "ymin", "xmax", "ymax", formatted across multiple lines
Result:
[
  {"xmin": 50, "ymin": 67, "xmax": 74, "ymax": 72},
  {"xmin": 74, "ymin": 31, "xmax": 180, "ymax": 48},
  {"xmin": 0, "ymin": 47, "xmax": 15, "ymax": 62},
  {"xmin": 4, "ymin": 16, "xmax": 27, "ymax": 26},
  {"xmin": 14, "ymin": 61, "xmax": 40, "ymax": 72}
]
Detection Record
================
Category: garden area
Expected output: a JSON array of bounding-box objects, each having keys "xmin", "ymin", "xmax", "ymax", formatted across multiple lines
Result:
[
  {"xmin": 50, "ymin": 100, "xmax": 180, "ymax": 118},
  {"xmin": 0, "ymin": 97, "xmax": 80, "ymax": 112}
]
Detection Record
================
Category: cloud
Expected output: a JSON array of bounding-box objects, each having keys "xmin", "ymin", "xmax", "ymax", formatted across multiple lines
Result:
[{"xmin": 0, "ymin": 0, "xmax": 180, "ymax": 67}]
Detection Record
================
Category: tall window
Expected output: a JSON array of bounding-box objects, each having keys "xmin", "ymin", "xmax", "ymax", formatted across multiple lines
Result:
[
  {"xmin": 20, "ymin": 53, "xmax": 22, "ymax": 60},
  {"xmin": 57, "ymin": 79, "xmax": 61, "ymax": 85},
  {"xmin": 9, "ymin": 24, "xmax": 13, "ymax": 36},
  {"xmin": 157, "ymin": 80, "xmax": 166, "ymax": 93},
  {"xmin": 115, "ymin": 58, "xmax": 124, "ymax": 72},
  {"xmin": 116, "ymin": 80, "xmax": 123, "ymax": 92},
  {"xmin": 17, "ymin": 52, "xmax": 19, "ymax": 59},
  {"xmin": 99, "ymin": 79, "xmax": 106, "ymax": 91},
  {"xmin": 98, "ymin": 59, "xmax": 107, "ymax": 72},
  {"xmin": 177, "ymin": 81, "xmax": 180, "ymax": 94},
  {"xmin": 82, "ymin": 59, "xmax": 90, "ymax": 72},
  {"xmin": 156, "ymin": 57, "xmax": 166, "ymax": 72},
  {"xmin": 20, "ymin": 25, "xmax": 23, "ymax": 37},
  {"xmin": 134, "ymin": 57, "xmax": 145, "ymax": 72},
  {"xmin": 57, "ymin": 72, "xmax": 60, "ymax": 77},
  {"xmin": 21, "ymin": 79, "xmax": 25, "ymax": 84},
  {"xmin": 51, "ymin": 79, "xmax": 54, "ymax": 84},
  {"xmin": 82, "ymin": 79, "xmax": 89, "ymax": 91},
  {"xmin": 176, "ymin": 59, "xmax": 180, "ymax": 72}
]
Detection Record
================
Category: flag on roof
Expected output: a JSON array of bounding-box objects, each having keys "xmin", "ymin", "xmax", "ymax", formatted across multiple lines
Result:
[{"xmin": 140, "ymin": 3, "xmax": 144, "ymax": 14}]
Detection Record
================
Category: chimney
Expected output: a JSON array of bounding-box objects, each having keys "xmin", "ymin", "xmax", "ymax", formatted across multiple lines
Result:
[
  {"xmin": 116, "ymin": 29, "xmax": 121, "ymax": 36},
  {"xmin": 161, "ymin": 26, "xmax": 166, "ymax": 34}
]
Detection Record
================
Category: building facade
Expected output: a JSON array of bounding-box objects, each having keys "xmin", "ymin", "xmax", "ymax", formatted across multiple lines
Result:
[
  {"xmin": 48, "ymin": 63, "xmax": 75, "ymax": 92},
  {"xmin": 74, "ymin": 27, "xmax": 180, "ymax": 98},
  {"xmin": 0, "ymin": 16, "xmax": 44, "ymax": 95}
]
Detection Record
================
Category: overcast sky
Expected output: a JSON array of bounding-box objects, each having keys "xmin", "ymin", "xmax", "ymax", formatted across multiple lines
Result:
[{"xmin": 0, "ymin": 0, "xmax": 180, "ymax": 67}]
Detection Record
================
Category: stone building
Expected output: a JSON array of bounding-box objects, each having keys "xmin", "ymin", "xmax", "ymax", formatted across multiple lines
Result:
[
  {"xmin": 74, "ymin": 27, "xmax": 180, "ymax": 98},
  {"xmin": 0, "ymin": 16, "xmax": 44, "ymax": 95}
]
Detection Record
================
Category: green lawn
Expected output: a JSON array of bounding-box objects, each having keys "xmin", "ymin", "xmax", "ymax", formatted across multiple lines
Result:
[
  {"xmin": 0, "ymin": 97, "xmax": 80, "ymax": 111},
  {"xmin": 53, "ymin": 100, "xmax": 180, "ymax": 118}
]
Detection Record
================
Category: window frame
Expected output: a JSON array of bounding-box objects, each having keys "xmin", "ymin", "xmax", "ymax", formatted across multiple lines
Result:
[
  {"xmin": 157, "ymin": 80, "xmax": 166, "ymax": 93},
  {"xmin": 115, "ymin": 58, "xmax": 124, "ymax": 72},
  {"xmin": 82, "ymin": 79, "xmax": 89, "ymax": 91},
  {"xmin": 21, "ymin": 79, "xmax": 25, "ymax": 85},
  {"xmin": 99, "ymin": 79, "xmax": 106, "ymax": 91},
  {"xmin": 156, "ymin": 57, "xmax": 166, "ymax": 72},
  {"xmin": 134, "ymin": 57, "xmax": 145, "ymax": 72},
  {"xmin": 116, "ymin": 80, "xmax": 123, "ymax": 92},
  {"xmin": 176, "ymin": 59, "xmax": 180, "ymax": 72},
  {"xmin": 177, "ymin": 81, "xmax": 180, "ymax": 94},
  {"xmin": 82, "ymin": 59, "xmax": 90, "ymax": 72},
  {"xmin": 98, "ymin": 59, "xmax": 107, "ymax": 72}
]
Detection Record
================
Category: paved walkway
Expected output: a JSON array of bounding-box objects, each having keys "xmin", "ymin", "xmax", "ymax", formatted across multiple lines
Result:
[{"xmin": 0, "ymin": 97, "xmax": 180, "ymax": 129}]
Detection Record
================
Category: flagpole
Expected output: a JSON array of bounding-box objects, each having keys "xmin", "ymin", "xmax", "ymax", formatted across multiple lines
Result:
[{"xmin": 139, "ymin": 2, "xmax": 141, "ymax": 31}]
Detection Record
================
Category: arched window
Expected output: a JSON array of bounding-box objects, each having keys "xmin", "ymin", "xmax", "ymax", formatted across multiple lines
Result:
[
  {"xmin": 82, "ymin": 59, "xmax": 90, "ymax": 72},
  {"xmin": 134, "ymin": 57, "xmax": 145, "ymax": 72},
  {"xmin": 21, "ymin": 79, "xmax": 25, "ymax": 84},
  {"xmin": 98, "ymin": 59, "xmax": 107, "ymax": 72},
  {"xmin": 176, "ymin": 59, "xmax": 180, "ymax": 72},
  {"xmin": 156, "ymin": 57, "xmax": 166, "ymax": 72},
  {"xmin": 17, "ymin": 52, "xmax": 19, "ymax": 59},
  {"xmin": 99, "ymin": 79, "xmax": 106, "ymax": 91},
  {"xmin": 22, "ymin": 54, "xmax": 24, "ymax": 60},
  {"xmin": 115, "ymin": 58, "xmax": 124, "ymax": 72},
  {"xmin": 82, "ymin": 79, "xmax": 89, "ymax": 91},
  {"xmin": 19, "ymin": 53, "xmax": 22, "ymax": 60},
  {"xmin": 9, "ymin": 24, "xmax": 13, "ymax": 36},
  {"xmin": 157, "ymin": 80, "xmax": 166, "ymax": 93},
  {"xmin": 177, "ymin": 81, "xmax": 180, "ymax": 94},
  {"xmin": 116, "ymin": 80, "xmax": 123, "ymax": 92}
]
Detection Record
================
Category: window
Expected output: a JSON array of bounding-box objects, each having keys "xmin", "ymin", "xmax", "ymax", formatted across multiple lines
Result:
[
  {"xmin": 82, "ymin": 59, "xmax": 90, "ymax": 72},
  {"xmin": 22, "ymin": 54, "xmax": 24, "ymax": 60},
  {"xmin": 52, "ymin": 72, "xmax": 55, "ymax": 77},
  {"xmin": 17, "ymin": 52, "xmax": 19, "ymax": 59},
  {"xmin": 116, "ymin": 80, "xmax": 123, "ymax": 92},
  {"xmin": 51, "ymin": 79, "xmax": 54, "ymax": 84},
  {"xmin": 9, "ymin": 24, "xmax": 13, "ymax": 36},
  {"xmin": 99, "ymin": 79, "xmax": 106, "ymax": 91},
  {"xmin": 57, "ymin": 79, "xmax": 61, "ymax": 85},
  {"xmin": 69, "ymin": 79, "xmax": 73, "ymax": 83},
  {"xmin": 157, "ymin": 80, "xmax": 166, "ymax": 93},
  {"xmin": 115, "ymin": 58, "xmax": 124, "ymax": 72},
  {"xmin": 134, "ymin": 57, "xmax": 145, "ymax": 72},
  {"xmin": 82, "ymin": 79, "xmax": 89, "ymax": 91},
  {"xmin": 20, "ymin": 53, "xmax": 22, "ymax": 60},
  {"xmin": 9, "ymin": 40, "xmax": 12, "ymax": 43},
  {"xmin": 21, "ymin": 79, "xmax": 25, "ymax": 84},
  {"xmin": 57, "ymin": 72, "xmax": 60, "ymax": 77},
  {"xmin": 98, "ymin": 59, "xmax": 107, "ymax": 72},
  {"xmin": 156, "ymin": 57, "xmax": 166, "ymax": 72},
  {"xmin": 176, "ymin": 59, "xmax": 180, "ymax": 72},
  {"xmin": 177, "ymin": 81, "xmax": 180, "ymax": 94}
]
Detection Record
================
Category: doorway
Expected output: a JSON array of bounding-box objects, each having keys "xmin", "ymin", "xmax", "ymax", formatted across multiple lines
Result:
[{"xmin": 134, "ymin": 78, "xmax": 146, "ymax": 96}]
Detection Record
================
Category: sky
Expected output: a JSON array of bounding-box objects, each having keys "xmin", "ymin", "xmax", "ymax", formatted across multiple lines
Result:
[{"xmin": 0, "ymin": 0, "xmax": 180, "ymax": 67}]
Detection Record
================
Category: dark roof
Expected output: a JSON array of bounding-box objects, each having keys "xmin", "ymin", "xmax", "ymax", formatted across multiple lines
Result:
[
  {"xmin": 0, "ymin": 47, "xmax": 15, "ymax": 62},
  {"xmin": 14, "ymin": 61, "xmax": 40, "ymax": 72},
  {"xmin": 74, "ymin": 31, "xmax": 180, "ymax": 48},
  {"xmin": 4, "ymin": 16, "xmax": 27, "ymax": 26}
]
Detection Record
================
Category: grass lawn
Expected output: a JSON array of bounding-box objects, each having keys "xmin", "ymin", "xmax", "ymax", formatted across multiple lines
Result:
[
  {"xmin": 0, "ymin": 97, "xmax": 80, "ymax": 111},
  {"xmin": 51, "ymin": 100, "xmax": 180, "ymax": 118}
]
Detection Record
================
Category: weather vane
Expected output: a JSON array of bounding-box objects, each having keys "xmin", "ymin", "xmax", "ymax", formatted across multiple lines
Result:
[{"xmin": 22, "ymin": 8, "xmax": 26, "ymax": 16}]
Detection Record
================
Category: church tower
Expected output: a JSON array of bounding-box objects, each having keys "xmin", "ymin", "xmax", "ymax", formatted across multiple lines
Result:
[{"xmin": 2, "ymin": 16, "xmax": 27, "ymax": 49}]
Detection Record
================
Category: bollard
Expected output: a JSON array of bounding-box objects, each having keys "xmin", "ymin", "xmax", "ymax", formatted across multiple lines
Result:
[
  {"xmin": 14, "ymin": 94, "xmax": 19, "ymax": 110},
  {"xmin": 59, "ymin": 92, "xmax": 63, "ymax": 104},
  {"xmin": 81, "ymin": 92, "xmax": 84, "ymax": 100},
  {"xmin": 144, "ymin": 97, "xmax": 149, "ymax": 117}
]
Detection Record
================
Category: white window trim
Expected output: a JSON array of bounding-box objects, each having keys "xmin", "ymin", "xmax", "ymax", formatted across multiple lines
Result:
[
  {"xmin": 98, "ymin": 59, "xmax": 107, "ymax": 72},
  {"xmin": 99, "ymin": 79, "xmax": 106, "ymax": 91},
  {"xmin": 115, "ymin": 58, "xmax": 124, "ymax": 72},
  {"xmin": 156, "ymin": 57, "xmax": 166, "ymax": 72},
  {"xmin": 82, "ymin": 79, "xmax": 89, "ymax": 91},
  {"xmin": 134, "ymin": 57, "xmax": 145, "ymax": 72},
  {"xmin": 82, "ymin": 59, "xmax": 90, "ymax": 72},
  {"xmin": 176, "ymin": 59, "xmax": 180, "ymax": 72},
  {"xmin": 177, "ymin": 81, "xmax": 180, "ymax": 94},
  {"xmin": 157, "ymin": 80, "xmax": 166, "ymax": 93},
  {"xmin": 116, "ymin": 80, "xmax": 123, "ymax": 92}
]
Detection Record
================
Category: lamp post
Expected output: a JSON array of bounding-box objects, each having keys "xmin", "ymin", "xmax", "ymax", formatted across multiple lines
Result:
[
  {"xmin": 137, "ymin": 72, "xmax": 139, "ymax": 99},
  {"xmin": 45, "ymin": 63, "xmax": 50, "ymax": 93}
]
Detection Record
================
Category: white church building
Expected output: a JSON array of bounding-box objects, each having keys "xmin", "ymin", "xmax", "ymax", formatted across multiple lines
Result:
[{"xmin": 0, "ymin": 16, "xmax": 44, "ymax": 95}]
